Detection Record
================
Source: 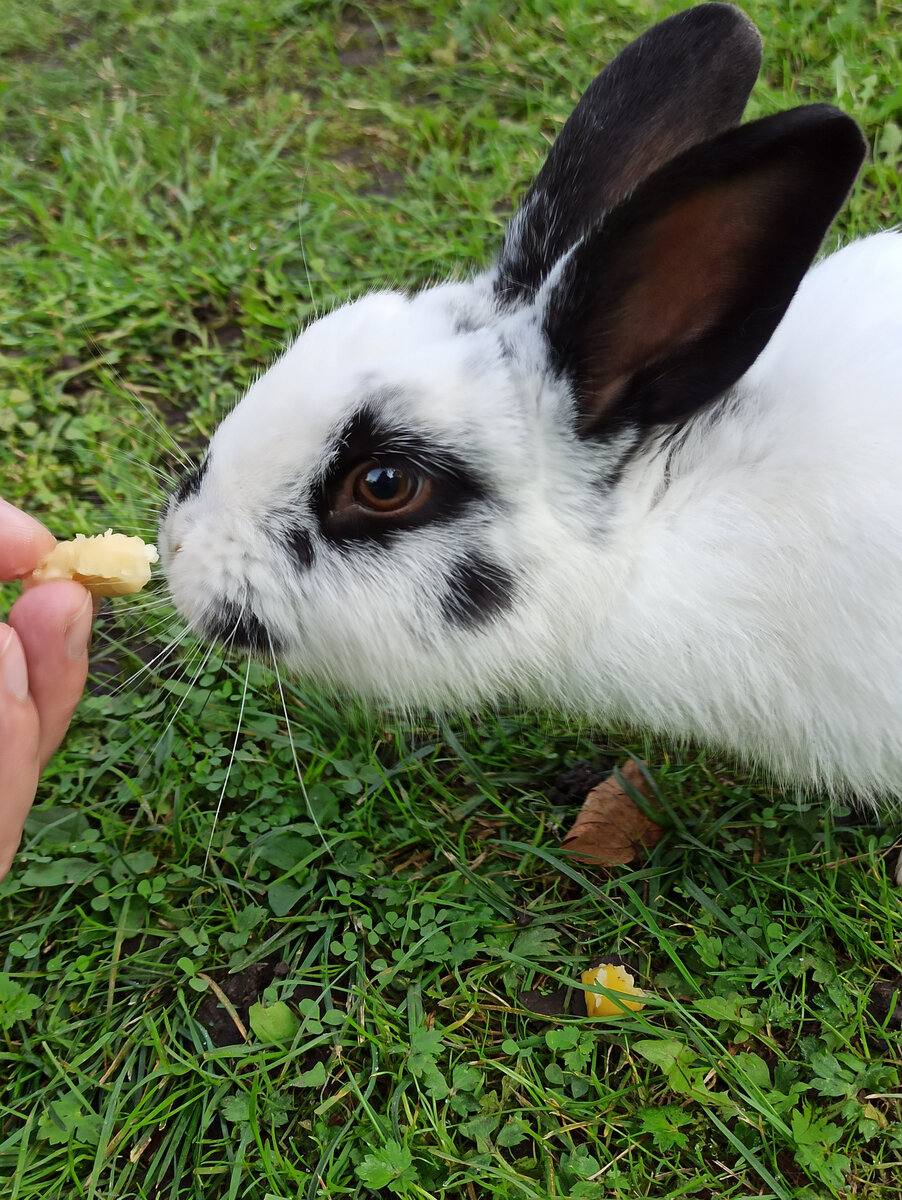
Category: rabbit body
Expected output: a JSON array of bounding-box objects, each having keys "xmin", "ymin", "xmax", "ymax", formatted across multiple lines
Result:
[{"xmin": 161, "ymin": 6, "xmax": 902, "ymax": 800}]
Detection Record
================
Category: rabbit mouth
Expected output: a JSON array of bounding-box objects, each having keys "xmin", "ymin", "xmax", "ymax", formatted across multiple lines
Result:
[{"xmin": 201, "ymin": 598, "xmax": 280, "ymax": 657}]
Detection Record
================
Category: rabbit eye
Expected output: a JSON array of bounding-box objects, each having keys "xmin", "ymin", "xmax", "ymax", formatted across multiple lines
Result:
[
  {"xmin": 315, "ymin": 409, "xmax": 485, "ymax": 542},
  {"xmin": 351, "ymin": 462, "xmax": 425, "ymax": 513}
]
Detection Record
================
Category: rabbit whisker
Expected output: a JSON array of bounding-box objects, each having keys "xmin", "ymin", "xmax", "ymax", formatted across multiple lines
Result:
[
  {"xmin": 267, "ymin": 631, "xmax": 332, "ymax": 858},
  {"xmin": 204, "ymin": 647, "xmax": 252, "ymax": 874},
  {"xmin": 296, "ymin": 170, "xmax": 320, "ymax": 321},
  {"xmin": 106, "ymin": 623, "xmax": 194, "ymax": 698},
  {"xmin": 84, "ymin": 344, "xmax": 195, "ymax": 469},
  {"xmin": 129, "ymin": 640, "xmax": 213, "ymax": 786}
]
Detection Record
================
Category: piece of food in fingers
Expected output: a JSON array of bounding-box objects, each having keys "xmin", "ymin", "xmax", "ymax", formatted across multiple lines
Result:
[{"xmin": 30, "ymin": 530, "xmax": 159, "ymax": 597}]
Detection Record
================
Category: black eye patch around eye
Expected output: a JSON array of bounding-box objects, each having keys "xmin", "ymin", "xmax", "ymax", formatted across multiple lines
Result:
[{"xmin": 311, "ymin": 402, "xmax": 489, "ymax": 546}]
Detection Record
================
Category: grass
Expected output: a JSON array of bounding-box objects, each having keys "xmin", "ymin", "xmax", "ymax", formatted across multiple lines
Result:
[{"xmin": 1, "ymin": 0, "xmax": 901, "ymax": 1196}]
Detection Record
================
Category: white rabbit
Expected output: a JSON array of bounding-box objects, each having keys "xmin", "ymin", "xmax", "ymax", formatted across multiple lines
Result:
[{"xmin": 161, "ymin": 4, "xmax": 902, "ymax": 803}]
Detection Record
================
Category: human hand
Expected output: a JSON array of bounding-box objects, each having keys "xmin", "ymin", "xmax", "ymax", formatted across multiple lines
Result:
[{"xmin": 0, "ymin": 498, "xmax": 93, "ymax": 879}]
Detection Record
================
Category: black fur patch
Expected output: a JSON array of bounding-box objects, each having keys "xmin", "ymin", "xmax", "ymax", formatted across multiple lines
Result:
[
  {"xmin": 172, "ymin": 457, "xmax": 210, "ymax": 505},
  {"xmin": 453, "ymin": 309, "xmax": 482, "ymax": 335},
  {"xmin": 283, "ymin": 526, "xmax": 315, "ymax": 570},
  {"xmin": 204, "ymin": 600, "xmax": 278, "ymax": 657},
  {"xmin": 440, "ymin": 554, "xmax": 515, "ymax": 628},
  {"xmin": 312, "ymin": 400, "xmax": 489, "ymax": 546}
]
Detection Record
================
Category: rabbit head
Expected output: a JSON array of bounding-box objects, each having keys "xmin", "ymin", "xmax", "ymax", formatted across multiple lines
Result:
[{"xmin": 161, "ymin": 4, "xmax": 866, "ymax": 735}]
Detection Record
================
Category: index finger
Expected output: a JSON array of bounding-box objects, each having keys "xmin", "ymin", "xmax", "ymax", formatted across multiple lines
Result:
[{"xmin": 0, "ymin": 498, "xmax": 56, "ymax": 581}]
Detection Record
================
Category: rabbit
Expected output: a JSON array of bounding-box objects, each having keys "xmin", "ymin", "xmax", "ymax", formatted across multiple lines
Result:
[{"xmin": 160, "ymin": 2, "xmax": 902, "ymax": 804}]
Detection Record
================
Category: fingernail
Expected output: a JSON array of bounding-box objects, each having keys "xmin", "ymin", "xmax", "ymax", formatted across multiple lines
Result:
[
  {"xmin": 0, "ymin": 496, "xmax": 48, "ymax": 532},
  {"xmin": 0, "ymin": 499, "xmax": 55, "ymax": 577},
  {"xmin": 0, "ymin": 625, "xmax": 29, "ymax": 701},
  {"xmin": 64, "ymin": 593, "xmax": 93, "ymax": 662}
]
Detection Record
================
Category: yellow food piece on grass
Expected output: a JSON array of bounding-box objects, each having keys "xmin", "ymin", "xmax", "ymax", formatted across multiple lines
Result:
[
  {"xmin": 31, "ymin": 530, "xmax": 159, "ymax": 597},
  {"xmin": 582, "ymin": 963, "xmax": 645, "ymax": 1017}
]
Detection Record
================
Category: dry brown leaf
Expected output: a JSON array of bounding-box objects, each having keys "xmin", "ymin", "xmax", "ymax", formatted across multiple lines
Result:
[{"xmin": 560, "ymin": 759, "xmax": 664, "ymax": 864}]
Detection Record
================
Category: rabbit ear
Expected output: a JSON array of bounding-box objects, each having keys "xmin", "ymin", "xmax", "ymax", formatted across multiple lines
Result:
[
  {"xmin": 543, "ymin": 105, "xmax": 866, "ymax": 440},
  {"xmin": 494, "ymin": 4, "xmax": 763, "ymax": 307}
]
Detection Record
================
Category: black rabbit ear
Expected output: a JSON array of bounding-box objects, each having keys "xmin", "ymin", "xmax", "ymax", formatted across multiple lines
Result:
[
  {"xmin": 543, "ymin": 105, "xmax": 866, "ymax": 440},
  {"xmin": 494, "ymin": 3, "xmax": 763, "ymax": 308}
]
